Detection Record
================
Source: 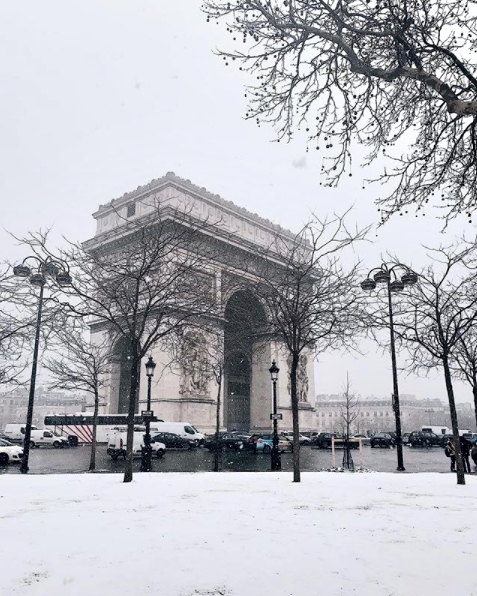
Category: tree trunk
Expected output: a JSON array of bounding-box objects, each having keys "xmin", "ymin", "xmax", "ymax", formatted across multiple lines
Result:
[
  {"xmin": 124, "ymin": 351, "xmax": 140, "ymax": 483},
  {"xmin": 472, "ymin": 375, "xmax": 477, "ymax": 431},
  {"xmin": 89, "ymin": 389, "xmax": 99, "ymax": 472},
  {"xmin": 290, "ymin": 352, "xmax": 300, "ymax": 483},
  {"xmin": 214, "ymin": 374, "xmax": 222, "ymax": 472},
  {"xmin": 342, "ymin": 399, "xmax": 353, "ymax": 471},
  {"xmin": 443, "ymin": 355, "xmax": 465, "ymax": 485}
]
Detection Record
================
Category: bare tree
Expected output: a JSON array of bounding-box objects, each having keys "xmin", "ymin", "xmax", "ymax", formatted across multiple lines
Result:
[
  {"xmin": 203, "ymin": 1, "xmax": 477, "ymax": 224},
  {"xmin": 339, "ymin": 374, "xmax": 360, "ymax": 470},
  {"xmin": 452, "ymin": 332, "xmax": 477, "ymax": 431},
  {"xmin": 58, "ymin": 204, "xmax": 217, "ymax": 483},
  {"xmin": 44, "ymin": 318, "xmax": 111, "ymax": 472},
  {"xmin": 0, "ymin": 266, "xmax": 36, "ymax": 385},
  {"xmin": 394, "ymin": 245, "xmax": 477, "ymax": 485},
  {"xmin": 254, "ymin": 212, "xmax": 368, "ymax": 482}
]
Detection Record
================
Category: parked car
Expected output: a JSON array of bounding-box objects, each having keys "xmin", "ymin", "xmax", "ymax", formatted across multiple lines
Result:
[
  {"xmin": 0, "ymin": 438, "xmax": 23, "ymax": 465},
  {"xmin": 352, "ymin": 434, "xmax": 371, "ymax": 446},
  {"xmin": 229, "ymin": 432, "xmax": 253, "ymax": 442},
  {"xmin": 29, "ymin": 430, "xmax": 69, "ymax": 449},
  {"xmin": 311, "ymin": 433, "xmax": 336, "ymax": 449},
  {"xmin": 204, "ymin": 433, "xmax": 244, "ymax": 452},
  {"xmin": 282, "ymin": 431, "xmax": 311, "ymax": 445},
  {"xmin": 247, "ymin": 434, "xmax": 293, "ymax": 453},
  {"xmin": 107, "ymin": 431, "xmax": 166, "ymax": 460},
  {"xmin": 370, "ymin": 433, "xmax": 395, "ymax": 448},
  {"xmin": 151, "ymin": 432, "xmax": 196, "ymax": 450},
  {"xmin": 440, "ymin": 433, "xmax": 454, "ymax": 447},
  {"xmin": 67, "ymin": 434, "xmax": 79, "ymax": 447},
  {"xmin": 148, "ymin": 422, "xmax": 205, "ymax": 445},
  {"xmin": 408, "ymin": 431, "xmax": 442, "ymax": 448}
]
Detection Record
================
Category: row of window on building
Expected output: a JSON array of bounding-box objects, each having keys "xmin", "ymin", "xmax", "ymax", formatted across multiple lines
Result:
[{"xmin": 319, "ymin": 411, "xmax": 390, "ymax": 417}]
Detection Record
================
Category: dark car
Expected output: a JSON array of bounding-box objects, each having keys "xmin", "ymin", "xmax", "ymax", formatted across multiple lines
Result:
[
  {"xmin": 439, "ymin": 433, "xmax": 454, "ymax": 447},
  {"xmin": 67, "ymin": 435, "xmax": 79, "ymax": 447},
  {"xmin": 370, "ymin": 433, "xmax": 395, "ymax": 448},
  {"xmin": 204, "ymin": 433, "xmax": 244, "ymax": 452},
  {"xmin": 311, "ymin": 432, "xmax": 336, "ymax": 449},
  {"xmin": 408, "ymin": 431, "xmax": 442, "ymax": 448},
  {"xmin": 152, "ymin": 432, "xmax": 196, "ymax": 450}
]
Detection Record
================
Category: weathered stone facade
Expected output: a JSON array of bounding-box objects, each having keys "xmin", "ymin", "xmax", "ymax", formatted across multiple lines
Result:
[{"xmin": 86, "ymin": 172, "xmax": 316, "ymax": 434}]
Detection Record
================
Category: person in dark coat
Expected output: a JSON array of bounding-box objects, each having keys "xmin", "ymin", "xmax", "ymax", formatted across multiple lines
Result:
[
  {"xmin": 460, "ymin": 436, "xmax": 472, "ymax": 473},
  {"xmin": 471, "ymin": 444, "xmax": 477, "ymax": 467},
  {"xmin": 444, "ymin": 438, "xmax": 456, "ymax": 472}
]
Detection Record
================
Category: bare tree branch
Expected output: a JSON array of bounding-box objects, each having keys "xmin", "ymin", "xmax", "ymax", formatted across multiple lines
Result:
[{"xmin": 203, "ymin": 0, "xmax": 477, "ymax": 224}]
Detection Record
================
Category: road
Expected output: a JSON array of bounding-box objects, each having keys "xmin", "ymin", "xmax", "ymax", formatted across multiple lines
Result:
[{"xmin": 1, "ymin": 444, "xmax": 469, "ymax": 475}]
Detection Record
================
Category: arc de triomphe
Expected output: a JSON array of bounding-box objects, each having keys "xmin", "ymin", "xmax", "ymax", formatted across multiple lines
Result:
[{"xmin": 85, "ymin": 172, "xmax": 316, "ymax": 433}]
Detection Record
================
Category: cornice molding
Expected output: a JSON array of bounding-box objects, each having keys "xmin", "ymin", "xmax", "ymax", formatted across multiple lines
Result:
[{"xmin": 92, "ymin": 171, "xmax": 295, "ymax": 239}]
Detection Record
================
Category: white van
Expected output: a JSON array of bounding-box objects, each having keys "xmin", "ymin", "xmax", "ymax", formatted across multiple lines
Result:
[
  {"xmin": 4, "ymin": 424, "xmax": 38, "ymax": 443},
  {"xmin": 148, "ymin": 422, "xmax": 205, "ymax": 445},
  {"xmin": 29, "ymin": 429, "xmax": 69, "ymax": 448},
  {"xmin": 107, "ymin": 431, "xmax": 166, "ymax": 460}
]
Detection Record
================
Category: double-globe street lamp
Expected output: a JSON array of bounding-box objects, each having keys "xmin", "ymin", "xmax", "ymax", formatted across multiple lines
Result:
[
  {"xmin": 13, "ymin": 256, "xmax": 72, "ymax": 474},
  {"xmin": 269, "ymin": 360, "xmax": 282, "ymax": 471},
  {"xmin": 361, "ymin": 263, "xmax": 418, "ymax": 472},
  {"xmin": 140, "ymin": 355, "xmax": 156, "ymax": 472}
]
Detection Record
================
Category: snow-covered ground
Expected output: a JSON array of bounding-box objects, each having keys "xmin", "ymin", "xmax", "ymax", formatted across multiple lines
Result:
[{"xmin": 1, "ymin": 472, "xmax": 476, "ymax": 596}]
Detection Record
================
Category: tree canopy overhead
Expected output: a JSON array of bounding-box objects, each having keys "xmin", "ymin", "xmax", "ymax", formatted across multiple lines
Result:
[{"xmin": 202, "ymin": 0, "xmax": 477, "ymax": 224}]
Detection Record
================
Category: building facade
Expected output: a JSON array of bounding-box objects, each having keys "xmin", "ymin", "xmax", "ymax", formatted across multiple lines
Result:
[
  {"xmin": 0, "ymin": 387, "xmax": 86, "ymax": 430},
  {"xmin": 315, "ymin": 394, "xmax": 452, "ymax": 434},
  {"xmin": 86, "ymin": 172, "xmax": 316, "ymax": 434}
]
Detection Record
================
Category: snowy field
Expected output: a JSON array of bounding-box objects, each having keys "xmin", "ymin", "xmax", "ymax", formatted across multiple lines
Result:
[{"xmin": 1, "ymin": 472, "xmax": 476, "ymax": 596}]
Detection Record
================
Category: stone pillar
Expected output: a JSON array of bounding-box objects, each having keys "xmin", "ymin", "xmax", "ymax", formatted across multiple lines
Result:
[{"xmin": 250, "ymin": 340, "xmax": 272, "ymax": 433}]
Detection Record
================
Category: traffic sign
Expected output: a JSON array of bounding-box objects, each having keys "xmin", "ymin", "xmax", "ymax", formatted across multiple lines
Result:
[
  {"xmin": 270, "ymin": 413, "xmax": 283, "ymax": 420},
  {"xmin": 141, "ymin": 410, "xmax": 154, "ymax": 418}
]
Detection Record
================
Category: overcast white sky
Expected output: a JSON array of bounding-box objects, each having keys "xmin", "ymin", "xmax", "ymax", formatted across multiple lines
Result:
[{"xmin": 0, "ymin": 0, "xmax": 474, "ymax": 405}]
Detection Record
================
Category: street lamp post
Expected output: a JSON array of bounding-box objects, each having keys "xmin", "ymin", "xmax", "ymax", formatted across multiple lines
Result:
[
  {"xmin": 361, "ymin": 263, "xmax": 418, "ymax": 472},
  {"xmin": 425, "ymin": 408, "xmax": 434, "ymax": 425},
  {"xmin": 141, "ymin": 355, "xmax": 156, "ymax": 472},
  {"xmin": 13, "ymin": 257, "xmax": 72, "ymax": 474},
  {"xmin": 269, "ymin": 360, "xmax": 282, "ymax": 471}
]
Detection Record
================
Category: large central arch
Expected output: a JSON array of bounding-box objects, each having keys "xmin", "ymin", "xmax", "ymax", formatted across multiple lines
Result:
[
  {"xmin": 110, "ymin": 337, "xmax": 139, "ymax": 415},
  {"xmin": 224, "ymin": 291, "xmax": 267, "ymax": 432}
]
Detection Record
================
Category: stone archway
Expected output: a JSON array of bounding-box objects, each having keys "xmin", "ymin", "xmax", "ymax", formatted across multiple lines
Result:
[{"xmin": 224, "ymin": 291, "xmax": 268, "ymax": 432}]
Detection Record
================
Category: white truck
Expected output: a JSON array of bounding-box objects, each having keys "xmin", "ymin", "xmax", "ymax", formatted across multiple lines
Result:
[
  {"xmin": 148, "ymin": 422, "xmax": 205, "ymax": 445},
  {"xmin": 4, "ymin": 423, "xmax": 38, "ymax": 443},
  {"xmin": 107, "ymin": 431, "xmax": 166, "ymax": 460},
  {"xmin": 29, "ymin": 429, "xmax": 69, "ymax": 448},
  {"xmin": 422, "ymin": 426, "xmax": 472, "ymax": 437}
]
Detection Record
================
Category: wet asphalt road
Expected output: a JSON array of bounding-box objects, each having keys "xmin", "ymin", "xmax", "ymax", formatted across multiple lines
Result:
[{"xmin": 1, "ymin": 444, "xmax": 472, "ymax": 475}]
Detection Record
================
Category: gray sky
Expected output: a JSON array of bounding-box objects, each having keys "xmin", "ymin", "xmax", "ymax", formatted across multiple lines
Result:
[{"xmin": 0, "ymin": 0, "xmax": 473, "ymax": 404}]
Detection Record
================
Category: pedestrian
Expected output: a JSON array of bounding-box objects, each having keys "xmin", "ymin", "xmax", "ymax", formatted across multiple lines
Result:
[
  {"xmin": 471, "ymin": 444, "xmax": 477, "ymax": 467},
  {"xmin": 459, "ymin": 436, "xmax": 472, "ymax": 474},
  {"xmin": 444, "ymin": 438, "xmax": 456, "ymax": 472}
]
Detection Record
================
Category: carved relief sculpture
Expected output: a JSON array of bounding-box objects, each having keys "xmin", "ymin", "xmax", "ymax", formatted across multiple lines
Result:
[
  {"xmin": 179, "ymin": 331, "xmax": 210, "ymax": 396},
  {"xmin": 287, "ymin": 354, "xmax": 309, "ymax": 402}
]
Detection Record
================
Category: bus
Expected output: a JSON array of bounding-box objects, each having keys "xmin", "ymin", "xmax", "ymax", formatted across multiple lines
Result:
[{"xmin": 44, "ymin": 414, "xmax": 163, "ymax": 444}]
